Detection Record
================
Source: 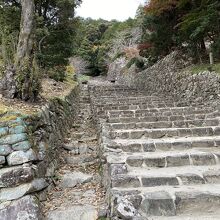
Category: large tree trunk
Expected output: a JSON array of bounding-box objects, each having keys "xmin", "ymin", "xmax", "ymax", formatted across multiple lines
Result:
[
  {"xmin": 0, "ymin": 0, "xmax": 39, "ymax": 101},
  {"xmin": 16, "ymin": 0, "xmax": 35, "ymax": 67}
]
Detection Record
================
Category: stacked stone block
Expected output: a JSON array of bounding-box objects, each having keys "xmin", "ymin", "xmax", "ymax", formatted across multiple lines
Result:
[
  {"xmin": 0, "ymin": 85, "xmax": 80, "ymax": 220},
  {"xmin": 89, "ymin": 83, "xmax": 220, "ymax": 219}
]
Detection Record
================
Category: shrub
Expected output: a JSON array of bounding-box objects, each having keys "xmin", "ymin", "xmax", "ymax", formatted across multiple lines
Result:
[
  {"xmin": 126, "ymin": 57, "xmax": 145, "ymax": 70},
  {"xmin": 212, "ymin": 39, "xmax": 220, "ymax": 62},
  {"xmin": 47, "ymin": 66, "xmax": 66, "ymax": 82},
  {"xmin": 112, "ymin": 51, "xmax": 126, "ymax": 62}
]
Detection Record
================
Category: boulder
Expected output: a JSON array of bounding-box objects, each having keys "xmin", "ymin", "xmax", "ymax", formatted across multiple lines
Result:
[
  {"xmin": 0, "ymin": 145, "xmax": 12, "ymax": 156},
  {"xmin": 60, "ymin": 172, "xmax": 93, "ymax": 188},
  {"xmin": 0, "ymin": 195, "xmax": 42, "ymax": 220},
  {"xmin": 9, "ymin": 125, "xmax": 26, "ymax": 135},
  {"xmin": 0, "ymin": 156, "xmax": 5, "ymax": 165},
  {"xmin": 0, "ymin": 165, "xmax": 34, "ymax": 188},
  {"xmin": 62, "ymin": 141, "xmax": 78, "ymax": 151},
  {"xmin": 0, "ymin": 133, "xmax": 28, "ymax": 145},
  {"xmin": 116, "ymin": 197, "xmax": 138, "ymax": 220},
  {"xmin": 12, "ymin": 141, "xmax": 31, "ymax": 151},
  {"xmin": 47, "ymin": 205, "xmax": 97, "ymax": 220},
  {"xmin": 7, "ymin": 149, "xmax": 37, "ymax": 166},
  {"xmin": 0, "ymin": 178, "xmax": 48, "ymax": 202}
]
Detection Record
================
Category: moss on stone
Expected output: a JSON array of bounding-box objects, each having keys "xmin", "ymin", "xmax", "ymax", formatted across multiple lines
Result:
[{"xmin": 1, "ymin": 115, "xmax": 18, "ymax": 122}]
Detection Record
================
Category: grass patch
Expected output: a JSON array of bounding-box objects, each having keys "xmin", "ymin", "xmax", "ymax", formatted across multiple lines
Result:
[
  {"xmin": 77, "ymin": 74, "xmax": 90, "ymax": 83},
  {"xmin": 190, "ymin": 63, "xmax": 220, "ymax": 75}
]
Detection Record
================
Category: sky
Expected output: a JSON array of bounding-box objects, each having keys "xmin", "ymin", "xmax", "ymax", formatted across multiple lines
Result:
[{"xmin": 76, "ymin": 0, "xmax": 146, "ymax": 21}]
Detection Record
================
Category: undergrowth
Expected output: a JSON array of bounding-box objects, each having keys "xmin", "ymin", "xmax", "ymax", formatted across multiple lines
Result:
[{"xmin": 189, "ymin": 63, "xmax": 220, "ymax": 75}]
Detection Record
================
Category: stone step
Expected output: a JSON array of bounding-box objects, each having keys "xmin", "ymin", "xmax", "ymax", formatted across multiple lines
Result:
[
  {"xmin": 91, "ymin": 92, "xmax": 144, "ymax": 97},
  {"xmin": 107, "ymin": 108, "xmax": 215, "ymax": 118},
  {"xmin": 92, "ymin": 95, "xmax": 166, "ymax": 101},
  {"xmin": 107, "ymin": 112, "xmax": 220, "ymax": 123},
  {"xmin": 108, "ymin": 126, "xmax": 220, "ymax": 140},
  {"xmin": 106, "ymin": 136, "xmax": 220, "ymax": 152},
  {"xmin": 125, "ymin": 150, "xmax": 220, "ymax": 168},
  {"xmin": 95, "ymin": 105, "xmax": 209, "ymax": 113},
  {"xmin": 91, "ymin": 91, "xmax": 142, "ymax": 96},
  {"xmin": 111, "ymin": 165, "xmax": 220, "ymax": 188},
  {"xmin": 47, "ymin": 205, "xmax": 98, "ymax": 220},
  {"xmin": 111, "ymin": 184, "xmax": 220, "ymax": 217},
  {"xmin": 108, "ymin": 118, "xmax": 220, "ymax": 130},
  {"xmin": 94, "ymin": 100, "xmax": 174, "ymax": 107},
  {"xmin": 151, "ymin": 215, "xmax": 220, "ymax": 220},
  {"xmin": 98, "ymin": 108, "xmax": 214, "ymax": 118},
  {"xmin": 94, "ymin": 101, "xmax": 201, "ymax": 112},
  {"xmin": 89, "ymin": 86, "xmax": 137, "ymax": 91}
]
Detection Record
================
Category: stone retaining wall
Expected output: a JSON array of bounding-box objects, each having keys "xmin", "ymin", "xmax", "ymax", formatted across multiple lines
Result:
[
  {"xmin": 111, "ymin": 51, "xmax": 220, "ymax": 104},
  {"xmin": 0, "ymin": 85, "xmax": 80, "ymax": 219}
]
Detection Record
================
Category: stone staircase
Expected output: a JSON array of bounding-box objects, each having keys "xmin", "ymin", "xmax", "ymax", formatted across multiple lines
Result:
[{"xmin": 88, "ymin": 82, "xmax": 220, "ymax": 219}]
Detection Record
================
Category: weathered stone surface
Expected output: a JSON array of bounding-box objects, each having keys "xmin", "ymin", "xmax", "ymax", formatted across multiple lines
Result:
[
  {"xmin": 166, "ymin": 154, "xmax": 190, "ymax": 167},
  {"xmin": 65, "ymin": 156, "xmax": 84, "ymax": 165},
  {"xmin": 60, "ymin": 172, "xmax": 93, "ymax": 188},
  {"xmin": 112, "ymin": 175, "xmax": 140, "ymax": 188},
  {"xmin": 177, "ymin": 174, "xmax": 205, "ymax": 185},
  {"xmin": 203, "ymin": 170, "xmax": 220, "ymax": 183},
  {"xmin": 0, "ymin": 165, "xmax": 34, "ymax": 188},
  {"xmin": 47, "ymin": 205, "xmax": 97, "ymax": 220},
  {"xmin": 79, "ymin": 144, "xmax": 88, "ymax": 154},
  {"xmin": 89, "ymin": 79, "xmax": 220, "ymax": 219},
  {"xmin": 0, "ymin": 127, "xmax": 9, "ymax": 137},
  {"xmin": 110, "ymin": 164, "xmax": 128, "ymax": 176},
  {"xmin": 12, "ymin": 141, "xmax": 31, "ymax": 151},
  {"xmin": 0, "ymin": 195, "xmax": 42, "ymax": 220},
  {"xmin": 0, "ymin": 156, "xmax": 5, "ymax": 165},
  {"xmin": 0, "ymin": 178, "xmax": 48, "ymax": 202},
  {"xmin": 62, "ymin": 141, "xmax": 78, "ymax": 151},
  {"xmin": 0, "ymin": 68, "xmax": 17, "ymax": 99},
  {"xmin": 7, "ymin": 149, "xmax": 37, "ymax": 166},
  {"xmin": 142, "ymin": 177, "xmax": 179, "ymax": 187},
  {"xmin": 9, "ymin": 125, "xmax": 26, "ymax": 134},
  {"xmin": 0, "ymin": 145, "xmax": 12, "ymax": 156},
  {"xmin": 143, "ymin": 143, "xmax": 156, "ymax": 152},
  {"xmin": 127, "ymin": 156, "xmax": 143, "ymax": 167},
  {"xmin": 191, "ymin": 153, "xmax": 216, "ymax": 166},
  {"xmin": 141, "ymin": 191, "xmax": 176, "ymax": 216},
  {"xmin": 175, "ymin": 191, "xmax": 220, "ymax": 215},
  {"xmin": 116, "ymin": 197, "xmax": 138, "ymax": 220},
  {"xmin": 37, "ymin": 142, "xmax": 47, "ymax": 161},
  {"xmin": 144, "ymin": 157, "xmax": 166, "ymax": 168},
  {"xmin": 0, "ymin": 133, "xmax": 28, "ymax": 145}
]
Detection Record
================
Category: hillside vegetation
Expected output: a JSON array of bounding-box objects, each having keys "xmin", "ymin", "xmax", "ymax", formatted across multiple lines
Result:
[{"xmin": 0, "ymin": 0, "xmax": 220, "ymax": 104}]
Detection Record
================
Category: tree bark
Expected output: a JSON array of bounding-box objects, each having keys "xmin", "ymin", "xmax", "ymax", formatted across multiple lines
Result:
[{"xmin": 15, "ymin": 0, "xmax": 35, "ymax": 67}]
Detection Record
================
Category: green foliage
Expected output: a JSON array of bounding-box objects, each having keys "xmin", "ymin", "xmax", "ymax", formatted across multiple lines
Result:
[
  {"xmin": 36, "ymin": 0, "xmax": 81, "ymax": 79},
  {"xmin": 140, "ymin": 0, "xmax": 220, "ymax": 63},
  {"xmin": 0, "ymin": 0, "xmax": 81, "ymax": 82},
  {"xmin": 74, "ymin": 18, "xmax": 138, "ymax": 76},
  {"xmin": 212, "ymin": 38, "xmax": 220, "ymax": 61},
  {"xmin": 0, "ymin": 1, "xmax": 20, "ymax": 66},
  {"xmin": 112, "ymin": 52, "xmax": 126, "ymax": 62},
  {"xmin": 126, "ymin": 57, "xmax": 145, "ymax": 70},
  {"xmin": 77, "ymin": 74, "xmax": 90, "ymax": 83},
  {"xmin": 190, "ymin": 63, "xmax": 220, "ymax": 75},
  {"xmin": 47, "ymin": 66, "xmax": 66, "ymax": 82},
  {"xmin": 16, "ymin": 57, "xmax": 42, "ymax": 101}
]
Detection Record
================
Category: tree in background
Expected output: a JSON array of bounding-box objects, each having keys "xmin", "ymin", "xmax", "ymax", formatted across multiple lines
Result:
[
  {"xmin": 139, "ymin": 0, "xmax": 220, "ymax": 63},
  {"xmin": 74, "ymin": 18, "xmax": 138, "ymax": 76},
  {"xmin": 35, "ymin": 0, "xmax": 82, "ymax": 81},
  {"xmin": 0, "ymin": 0, "xmax": 81, "ymax": 101},
  {"xmin": 0, "ymin": 0, "xmax": 41, "ymax": 100}
]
